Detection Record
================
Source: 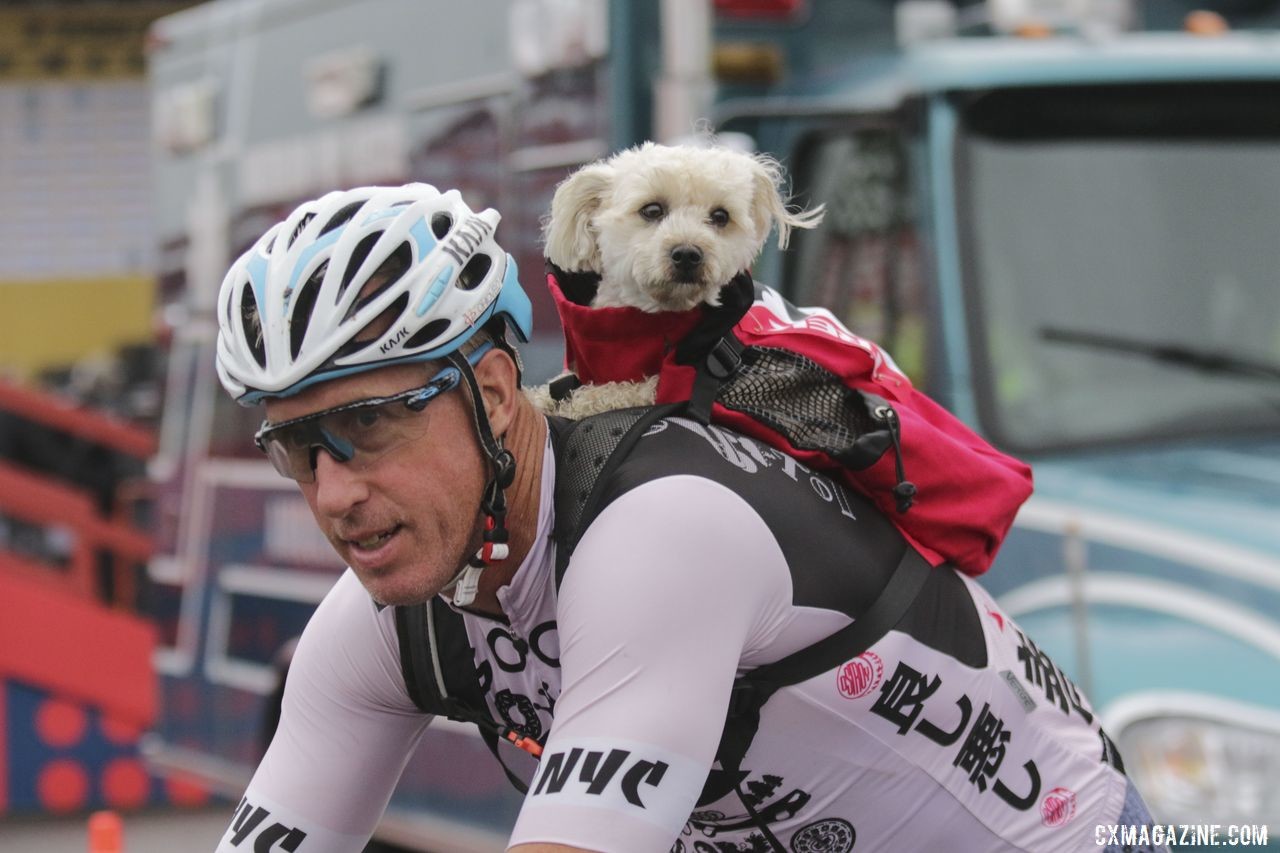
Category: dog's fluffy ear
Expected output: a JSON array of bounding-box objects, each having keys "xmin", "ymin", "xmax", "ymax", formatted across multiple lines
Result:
[
  {"xmin": 543, "ymin": 162, "xmax": 614, "ymax": 273},
  {"xmin": 749, "ymin": 153, "xmax": 826, "ymax": 251}
]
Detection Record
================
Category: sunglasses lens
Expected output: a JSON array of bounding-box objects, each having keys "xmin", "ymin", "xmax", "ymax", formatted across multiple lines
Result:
[
  {"xmin": 258, "ymin": 394, "xmax": 435, "ymax": 482},
  {"xmin": 260, "ymin": 417, "xmax": 358, "ymax": 481},
  {"xmin": 255, "ymin": 366, "xmax": 466, "ymax": 481},
  {"xmin": 262, "ymin": 435, "xmax": 311, "ymax": 482}
]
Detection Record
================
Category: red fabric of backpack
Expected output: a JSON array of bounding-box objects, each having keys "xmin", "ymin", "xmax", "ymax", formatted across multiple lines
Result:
[{"xmin": 547, "ymin": 266, "xmax": 1033, "ymax": 575}]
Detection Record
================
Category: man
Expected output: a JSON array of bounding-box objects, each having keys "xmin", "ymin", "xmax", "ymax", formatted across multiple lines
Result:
[{"xmin": 214, "ymin": 184, "xmax": 1163, "ymax": 852}]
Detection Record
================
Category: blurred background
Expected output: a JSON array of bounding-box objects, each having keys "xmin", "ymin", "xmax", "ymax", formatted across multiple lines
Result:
[{"xmin": 1, "ymin": 0, "xmax": 1279, "ymax": 850}]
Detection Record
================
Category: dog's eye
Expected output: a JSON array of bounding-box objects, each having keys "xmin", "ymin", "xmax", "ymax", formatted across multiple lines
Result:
[
  {"xmin": 709, "ymin": 208, "xmax": 730, "ymax": 228},
  {"xmin": 639, "ymin": 203, "xmax": 665, "ymax": 222}
]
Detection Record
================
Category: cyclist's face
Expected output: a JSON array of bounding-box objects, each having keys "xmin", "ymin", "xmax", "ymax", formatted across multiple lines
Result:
[{"xmin": 265, "ymin": 362, "xmax": 488, "ymax": 606}]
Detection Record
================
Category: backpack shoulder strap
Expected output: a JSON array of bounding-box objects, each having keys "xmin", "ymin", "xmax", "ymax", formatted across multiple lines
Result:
[
  {"xmin": 393, "ymin": 601, "xmax": 438, "ymax": 714},
  {"xmin": 549, "ymin": 403, "xmax": 682, "ymax": 588},
  {"xmin": 393, "ymin": 598, "xmax": 534, "ymax": 792},
  {"xmin": 714, "ymin": 546, "xmax": 932, "ymax": 777},
  {"xmin": 393, "ymin": 597, "xmax": 481, "ymax": 718},
  {"xmin": 702, "ymin": 545, "xmax": 932, "ymax": 853}
]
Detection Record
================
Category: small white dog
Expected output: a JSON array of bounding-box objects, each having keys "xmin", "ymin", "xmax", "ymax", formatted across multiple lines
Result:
[
  {"xmin": 544, "ymin": 141, "xmax": 823, "ymax": 312},
  {"xmin": 532, "ymin": 142, "xmax": 824, "ymax": 417}
]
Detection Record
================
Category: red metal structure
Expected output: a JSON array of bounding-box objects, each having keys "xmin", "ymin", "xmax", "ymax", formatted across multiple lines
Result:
[{"xmin": 0, "ymin": 379, "xmax": 201, "ymax": 815}]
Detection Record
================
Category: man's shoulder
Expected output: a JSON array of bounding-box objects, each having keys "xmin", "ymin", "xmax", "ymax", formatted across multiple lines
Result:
[{"xmin": 282, "ymin": 569, "xmax": 422, "ymax": 714}]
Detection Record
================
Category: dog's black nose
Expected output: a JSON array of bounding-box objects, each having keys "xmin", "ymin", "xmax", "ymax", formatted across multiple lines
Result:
[{"xmin": 670, "ymin": 245, "xmax": 703, "ymax": 272}]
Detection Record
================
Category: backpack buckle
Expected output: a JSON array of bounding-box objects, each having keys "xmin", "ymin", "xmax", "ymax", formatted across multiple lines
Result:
[{"xmin": 706, "ymin": 335, "xmax": 744, "ymax": 380}]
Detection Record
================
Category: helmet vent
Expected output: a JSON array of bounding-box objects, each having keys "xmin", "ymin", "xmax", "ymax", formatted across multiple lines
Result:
[
  {"xmin": 287, "ymin": 213, "xmax": 316, "ymax": 249},
  {"xmin": 341, "ymin": 240, "xmax": 412, "ymax": 319},
  {"xmin": 430, "ymin": 212, "xmax": 454, "ymax": 239},
  {"xmin": 319, "ymin": 201, "xmax": 365, "ymax": 237},
  {"xmin": 339, "ymin": 233, "xmax": 381, "ymax": 299},
  {"xmin": 331, "ymin": 293, "xmax": 412, "ymax": 363},
  {"xmin": 457, "ymin": 253, "xmax": 492, "ymax": 291},
  {"xmin": 239, "ymin": 287, "xmax": 267, "ymax": 368},
  {"xmin": 405, "ymin": 318, "xmax": 451, "ymax": 350},
  {"xmin": 289, "ymin": 264, "xmax": 325, "ymax": 359}
]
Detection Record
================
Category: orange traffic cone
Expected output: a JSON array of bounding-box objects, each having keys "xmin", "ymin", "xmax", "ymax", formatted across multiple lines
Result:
[{"xmin": 88, "ymin": 810, "xmax": 124, "ymax": 853}]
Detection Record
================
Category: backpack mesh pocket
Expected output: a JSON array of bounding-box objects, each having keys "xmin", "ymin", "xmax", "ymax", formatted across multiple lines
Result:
[{"xmin": 717, "ymin": 346, "xmax": 890, "ymax": 469}]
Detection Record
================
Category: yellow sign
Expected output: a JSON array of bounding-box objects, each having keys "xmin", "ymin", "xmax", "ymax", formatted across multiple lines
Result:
[
  {"xmin": 0, "ymin": 276, "xmax": 155, "ymax": 380},
  {"xmin": 0, "ymin": 4, "xmax": 192, "ymax": 81}
]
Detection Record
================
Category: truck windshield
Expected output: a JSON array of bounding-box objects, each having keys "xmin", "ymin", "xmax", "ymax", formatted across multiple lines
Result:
[{"xmin": 956, "ymin": 83, "xmax": 1280, "ymax": 452}]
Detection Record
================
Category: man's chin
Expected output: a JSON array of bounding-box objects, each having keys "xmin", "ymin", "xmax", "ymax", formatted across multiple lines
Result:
[
  {"xmin": 370, "ymin": 591, "xmax": 432, "ymax": 608},
  {"xmin": 355, "ymin": 567, "xmax": 444, "ymax": 608}
]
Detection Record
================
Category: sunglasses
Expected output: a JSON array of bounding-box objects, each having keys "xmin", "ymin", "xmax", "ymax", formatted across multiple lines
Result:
[{"xmin": 255, "ymin": 363, "xmax": 464, "ymax": 483}]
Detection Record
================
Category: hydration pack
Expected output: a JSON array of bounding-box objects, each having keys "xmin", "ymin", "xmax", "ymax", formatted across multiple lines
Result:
[{"xmin": 546, "ymin": 265, "xmax": 1034, "ymax": 576}]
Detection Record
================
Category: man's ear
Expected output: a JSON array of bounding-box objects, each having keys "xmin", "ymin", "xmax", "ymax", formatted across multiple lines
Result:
[
  {"xmin": 542, "ymin": 162, "xmax": 613, "ymax": 273},
  {"xmin": 473, "ymin": 346, "xmax": 521, "ymax": 438}
]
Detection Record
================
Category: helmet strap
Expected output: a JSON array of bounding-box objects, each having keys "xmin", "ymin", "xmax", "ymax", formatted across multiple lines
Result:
[
  {"xmin": 484, "ymin": 316, "xmax": 525, "ymax": 385},
  {"xmin": 444, "ymin": 350, "xmax": 517, "ymax": 607}
]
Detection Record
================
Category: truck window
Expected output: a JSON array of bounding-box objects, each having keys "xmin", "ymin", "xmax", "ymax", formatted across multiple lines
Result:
[
  {"xmin": 956, "ymin": 83, "xmax": 1280, "ymax": 452},
  {"xmin": 785, "ymin": 127, "xmax": 929, "ymax": 385}
]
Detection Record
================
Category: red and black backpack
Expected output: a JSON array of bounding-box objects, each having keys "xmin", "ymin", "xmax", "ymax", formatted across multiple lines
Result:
[{"xmin": 545, "ymin": 264, "xmax": 1034, "ymax": 577}]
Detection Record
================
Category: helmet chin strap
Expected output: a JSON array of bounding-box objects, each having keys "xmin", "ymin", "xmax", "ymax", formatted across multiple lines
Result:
[{"xmin": 442, "ymin": 350, "xmax": 516, "ymax": 607}]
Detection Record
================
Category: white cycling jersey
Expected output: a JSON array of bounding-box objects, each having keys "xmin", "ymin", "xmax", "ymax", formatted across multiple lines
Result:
[{"xmin": 217, "ymin": 417, "xmax": 1136, "ymax": 853}]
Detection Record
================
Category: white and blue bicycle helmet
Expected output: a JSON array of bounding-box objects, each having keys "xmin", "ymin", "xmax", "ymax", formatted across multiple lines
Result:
[
  {"xmin": 215, "ymin": 183, "xmax": 532, "ymax": 404},
  {"xmin": 215, "ymin": 184, "xmax": 534, "ymax": 604}
]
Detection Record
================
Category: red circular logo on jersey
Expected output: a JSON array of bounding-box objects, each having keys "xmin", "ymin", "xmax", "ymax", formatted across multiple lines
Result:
[
  {"xmin": 837, "ymin": 652, "xmax": 884, "ymax": 699},
  {"xmin": 1041, "ymin": 787, "xmax": 1077, "ymax": 827}
]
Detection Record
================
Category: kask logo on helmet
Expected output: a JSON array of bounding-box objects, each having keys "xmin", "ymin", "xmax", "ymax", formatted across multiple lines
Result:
[
  {"xmin": 379, "ymin": 326, "xmax": 410, "ymax": 354},
  {"xmin": 440, "ymin": 214, "xmax": 495, "ymax": 265}
]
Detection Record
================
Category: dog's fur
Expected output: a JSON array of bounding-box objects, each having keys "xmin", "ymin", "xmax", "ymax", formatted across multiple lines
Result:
[{"xmin": 529, "ymin": 142, "xmax": 824, "ymax": 417}]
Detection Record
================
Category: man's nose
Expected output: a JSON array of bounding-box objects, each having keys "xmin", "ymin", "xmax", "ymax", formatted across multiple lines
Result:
[{"xmin": 311, "ymin": 447, "xmax": 370, "ymax": 517}]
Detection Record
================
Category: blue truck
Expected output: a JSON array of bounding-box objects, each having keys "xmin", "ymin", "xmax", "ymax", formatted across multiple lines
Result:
[{"xmin": 144, "ymin": 0, "xmax": 1280, "ymax": 847}]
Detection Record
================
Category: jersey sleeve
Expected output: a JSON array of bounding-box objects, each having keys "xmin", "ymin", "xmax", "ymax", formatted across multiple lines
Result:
[
  {"xmin": 214, "ymin": 570, "xmax": 432, "ymax": 852},
  {"xmin": 507, "ymin": 475, "xmax": 794, "ymax": 852}
]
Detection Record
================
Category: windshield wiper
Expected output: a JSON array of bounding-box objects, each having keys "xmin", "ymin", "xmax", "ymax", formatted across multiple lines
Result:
[{"xmin": 1040, "ymin": 326, "xmax": 1280, "ymax": 382}]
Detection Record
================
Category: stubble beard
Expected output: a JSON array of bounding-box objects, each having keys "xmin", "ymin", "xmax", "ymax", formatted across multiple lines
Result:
[{"xmin": 362, "ymin": 515, "xmax": 487, "ymax": 608}]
